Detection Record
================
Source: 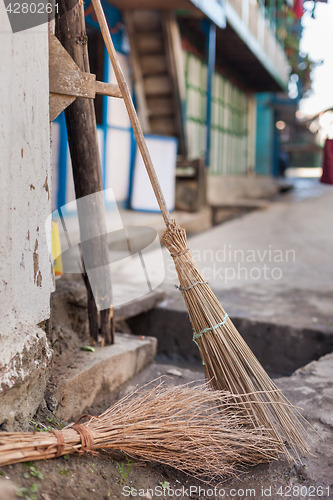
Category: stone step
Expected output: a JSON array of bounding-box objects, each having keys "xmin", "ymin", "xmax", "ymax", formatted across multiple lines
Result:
[{"xmin": 55, "ymin": 333, "xmax": 157, "ymax": 421}]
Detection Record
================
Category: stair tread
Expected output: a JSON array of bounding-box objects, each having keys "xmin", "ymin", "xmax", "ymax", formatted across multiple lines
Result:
[
  {"xmin": 148, "ymin": 109, "xmax": 174, "ymax": 117},
  {"xmin": 144, "ymin": 75, "xmax": 173, "ymax": 95},
  {"xmin": 150, "ymin": 117, "xmax": 178, "ymax": 135},
  {"xmin": 136, "ymin": 34, "xmax": 165, "ymax": 55},
  {"xmin": 131, "ymin": 10, "xmax": 162, "ymax": 30},
  {"xmin": 141, "ymin": 55, "xmax": 168, "ymax": 76},
  {"xmin": 147, "ymin": 97, "xmax": 175, "ymax": 116}
]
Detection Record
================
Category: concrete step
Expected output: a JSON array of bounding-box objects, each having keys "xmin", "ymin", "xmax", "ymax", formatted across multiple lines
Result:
[{"xmin": 55, "ymin": 333, "xmax": 157, "ymax": 421}]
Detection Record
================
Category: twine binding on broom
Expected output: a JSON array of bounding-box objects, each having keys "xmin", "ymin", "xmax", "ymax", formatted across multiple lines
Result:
[
  {"xmin": 70, "ymin": 425, "xmax": 95, "ymax": 453},
  {"xmin": 50, "ymin": 430, "xmax": 65, "ymax": 458},
  {"xmin": 170, "ymin": 248, "xmax": 189, "ymax": 258}
]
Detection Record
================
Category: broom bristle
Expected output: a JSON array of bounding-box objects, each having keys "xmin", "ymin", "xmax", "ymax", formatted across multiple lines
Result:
[
  {"xmin": 163, "ymin": 221, "xmax": 311, "ymax": 461},
  {"xmin": 0, "ymin": 383, "xmax": 283, "ymax": 481}
]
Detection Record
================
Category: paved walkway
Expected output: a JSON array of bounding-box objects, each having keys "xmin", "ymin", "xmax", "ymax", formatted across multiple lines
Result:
[
  {"xmin": 160, "ymin": 178, "xmax": 333, "ymax": 332},
  {"xmin": 58, "ymin": 177, "xmax": 333, "ymax": 332},
  {"xmin": 119, "ymin": 177, "xmax": 332, "ymax": 333}
]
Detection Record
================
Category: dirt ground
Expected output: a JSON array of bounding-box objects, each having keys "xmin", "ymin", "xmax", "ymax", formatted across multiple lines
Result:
[
  {"xmin": 0, "ymin": 449, "xmax": 209, "ymax": 500},
  {"xmin": 0, "ymin": 398, "xmax": 313, "ymax": 500},
  {"xmin": 1, "ymin": 242, "xmax": 331, "ymax": 500},
  {"xmin": 1, "ymin": 359, "xmax": 332, "ymax": 500}
]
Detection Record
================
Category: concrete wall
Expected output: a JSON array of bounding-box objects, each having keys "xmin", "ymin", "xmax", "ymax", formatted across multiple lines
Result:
[{"xmin": 0, "ymin": 5, "xmax": 53, "ymax": 428}]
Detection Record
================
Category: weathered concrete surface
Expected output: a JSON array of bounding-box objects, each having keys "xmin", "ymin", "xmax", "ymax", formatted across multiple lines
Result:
[
  {"xmin": 0, "ymin": 326, "xmax": 52, "ymax": 430},
  {"xmin": 0, "ymin": 6, "xmax": 52, "ymax": 428},
  {"xmin": 127, "ymin": 306, "xmax": 333, "ymax": 377},
  {"xmin": 109, "ymin": 352, "xmax": 333, "ymax": 499},
  {"xmin": 52, "ymin": 274, "xmax": 164, "ymax": 331},
  {"xmin": 276, "ymin": 353, "xmax": 333, "ymax": 489},
  {"xmin": 207, "ymin": 174, "xmax": 279, "ymax": 204},
  {"xmin": 0, "ymin": 8, "xmax": 52, "ymax": 334},
  {"xmin": 55, "ymin": 333, "xmax": 157, "ymax": 421},
  {"xmin": 48, "ymin": 275, "xmax": 162, "ymax": 422}
]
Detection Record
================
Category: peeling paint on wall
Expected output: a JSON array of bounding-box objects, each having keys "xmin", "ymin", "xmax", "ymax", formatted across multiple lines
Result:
[
  {"xmin": 43, "ymin": 175, "xmax": 50, "ymax": 200},
  {"xmin": 33, "ymin": 239, "xmax": 39, "ymax": 284},
  {"xmin": 36, "ymin": 271, "xmax": 42, "ymax": 287}
]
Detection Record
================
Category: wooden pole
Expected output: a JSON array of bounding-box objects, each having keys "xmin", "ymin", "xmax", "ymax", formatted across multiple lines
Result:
[{"xmin": 56, "ymin": 0, "xmax": 114, "ymax": 345}]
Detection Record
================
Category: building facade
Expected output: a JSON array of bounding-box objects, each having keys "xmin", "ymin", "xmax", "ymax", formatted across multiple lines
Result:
[{"xmin": 52, "ymin": 0, "xmax": 293, "ymax": 212}]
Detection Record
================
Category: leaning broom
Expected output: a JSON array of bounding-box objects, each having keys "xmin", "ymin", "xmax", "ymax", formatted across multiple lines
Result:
[
  {"xmin": 90, "ymin": 0, "xmax": 310, "ymax": 461},
  {"xmin": 0, "ymin": 383, "xmax": 285, "ymax": 479}
]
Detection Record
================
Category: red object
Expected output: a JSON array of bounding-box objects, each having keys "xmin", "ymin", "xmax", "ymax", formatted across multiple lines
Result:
[
  {"xmin": 293, "ymin": 0, "xmax": 304, "ymax": 18},
  {"xmin": 320, "ymin": 138, "xmax": 333, "ymax": 185}
]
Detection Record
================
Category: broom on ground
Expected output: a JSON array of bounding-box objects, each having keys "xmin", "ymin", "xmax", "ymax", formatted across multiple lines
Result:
[
  {"xmin": 0, "ymin": 384, "xmax": 283, "ymax": 480},
  {"xmin": 89, "ymin": 0, "xmax": 310, "ymax": 460}
]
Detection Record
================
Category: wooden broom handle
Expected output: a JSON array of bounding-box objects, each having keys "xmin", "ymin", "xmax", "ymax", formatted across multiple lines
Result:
[{"xmin": 91, "ymin": 0, "xmax": 172, "ymax": 226}]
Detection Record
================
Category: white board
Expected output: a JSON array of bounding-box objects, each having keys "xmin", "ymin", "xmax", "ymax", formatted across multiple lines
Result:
[
  {"xmin": 131, "ymin": 135, "xmax": 178, "ymax": 212},
  {"xmin": 105, "ymin": 128, "xmax": 131, "ymax": 203}
]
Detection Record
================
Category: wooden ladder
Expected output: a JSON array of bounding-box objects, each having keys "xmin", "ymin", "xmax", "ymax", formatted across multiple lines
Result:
[{"xmin": 124, "ymin": 9, "xmax": 187, "ymax": 156}]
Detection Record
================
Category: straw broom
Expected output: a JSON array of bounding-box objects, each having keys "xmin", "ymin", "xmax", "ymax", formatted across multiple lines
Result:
[
  {"xmin": 0, "ymin": 384, "xmax": 282, "ymax": 480},
  {"xmin": 88, "ymin": 0, "xmax": 310, "ymax": 461},
  {"xmin": 162, "ymin": 224, "xmax": 310, "ymax": 460}
]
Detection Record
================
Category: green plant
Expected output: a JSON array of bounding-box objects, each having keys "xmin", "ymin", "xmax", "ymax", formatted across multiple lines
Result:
[
  {"xmin": 159, "ymin": 480, "xmax": 170, "ymax": 489},
  {"xmin": 116, "ymin": 456, "xmax": 133, "ymax": 486},
  {"xmin": 59, "ymin": 468, "xmax": 71, "ymax": 476},
  {"xmin": 22, "ymin": 463, "xmax": 44, "ymax": 480},
  {"xmin": 29, "ymin": 420, "xmax": 50, "ymax": 432},
  {"xmin": 29, "ymin": 413, "xmax": 65, "ymax": 432},
  {"xmin": 0, "ymin": 470, "xmax": 5, "ymax": 477},
  {"xmin": 80, "ymin": 345, "xmax": 95, "ymax": 352},
  {"xmin": 46, "ymin": 414, "xmax": 65, "ymax": 430},
  {"xmin": 16, "ymin": 483, "xmax": 38, "ymax": 500}
]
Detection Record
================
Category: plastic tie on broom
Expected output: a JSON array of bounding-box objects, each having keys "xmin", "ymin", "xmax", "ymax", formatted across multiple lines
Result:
[
  {"xmin": 192, "ymin": 313, "xmax": 229, "ymax": 365},
  {"xmin": 175, "ymin": 280, "xmax": 208, "ymax": 292},
  {"xmin": 193, "ymin": 313, "xmax": 230, "ymax": 340}
]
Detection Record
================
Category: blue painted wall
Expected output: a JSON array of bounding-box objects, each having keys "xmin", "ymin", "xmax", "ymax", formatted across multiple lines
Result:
[
  {"xmin": 255, "ymin": 93, "xmax": 275, "ymax": 176},
  {"xmin": 53, "ymin": 0, "xmax": 134, "ymax": 211}
]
